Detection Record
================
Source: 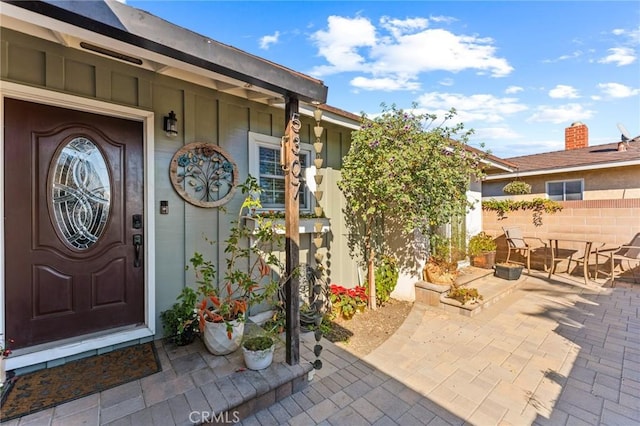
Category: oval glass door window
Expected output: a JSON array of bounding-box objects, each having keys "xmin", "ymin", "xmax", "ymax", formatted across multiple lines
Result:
[{"xmin": 51, "ymin": 137, "xmax": 111, "ymax": 250}]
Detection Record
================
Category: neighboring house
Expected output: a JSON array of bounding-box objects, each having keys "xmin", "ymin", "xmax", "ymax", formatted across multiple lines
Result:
[
  {"xmin": 483, "ymin": 122, "xmax": 640, "ymax": 201},
  {"xmin": 0, "ymin": 0, "xmax": 510, "ymax": 372},
  {"xmin": 482, "ymin": 121, "xmax": 640, "ymax": 256}
]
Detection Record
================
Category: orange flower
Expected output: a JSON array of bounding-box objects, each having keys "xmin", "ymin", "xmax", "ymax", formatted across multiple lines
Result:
[{"xmin": 259, "ymin": 258, "xmax": 270, "ymax": 277}]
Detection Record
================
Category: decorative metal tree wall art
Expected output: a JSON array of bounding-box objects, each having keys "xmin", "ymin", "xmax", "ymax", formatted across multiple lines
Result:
[{"xmin": 169, "ymin": 142, "xmax": 238, "ymax": 208}]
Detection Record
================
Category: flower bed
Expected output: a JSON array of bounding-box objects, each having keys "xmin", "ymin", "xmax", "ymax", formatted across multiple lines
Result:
[{"xmin": 329, "ymin": 284, "xmax": 367, "ymax": 319}]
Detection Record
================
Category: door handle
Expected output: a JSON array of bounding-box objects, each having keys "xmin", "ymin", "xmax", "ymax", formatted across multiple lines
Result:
[{"xmin": 133, "ymin": 234, "xmax": 143, "ymax": 267}]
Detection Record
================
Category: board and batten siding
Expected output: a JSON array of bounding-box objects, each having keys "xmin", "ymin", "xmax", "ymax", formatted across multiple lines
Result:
[{"xmin": 1, "ymin": 27, "xmax": 359, "ymax": 337}]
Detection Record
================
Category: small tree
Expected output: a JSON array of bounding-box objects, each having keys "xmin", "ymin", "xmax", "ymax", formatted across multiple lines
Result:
[{"xmin": 338, "ymin": 104, "xmax": 484, "ymax": 309}]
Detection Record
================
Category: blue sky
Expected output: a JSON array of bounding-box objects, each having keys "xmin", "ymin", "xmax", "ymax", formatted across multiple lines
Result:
[{"xmin": 128, "ymin": 1, "xmax": 639, "ymax": 158}]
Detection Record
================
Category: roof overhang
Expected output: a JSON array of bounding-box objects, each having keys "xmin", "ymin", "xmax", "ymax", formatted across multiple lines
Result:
[
  {"xmin": 0, "ymin": 0, "xmax": 328, "ymax": 106},
  {"xmin": 480, "ymin": 158, "xmax": 515, "ymax": 173},
  {"xmin": 484, "ymin": 159, "xmax": 640, "ymax": 181}
]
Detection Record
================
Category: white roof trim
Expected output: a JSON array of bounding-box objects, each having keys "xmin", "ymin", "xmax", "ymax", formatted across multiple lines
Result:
[
  {"xmin": 298, "ymin": 104, "xmax": 360, "ymax": 130},
  {"xmin": 484, "ymin": 158, "xmax": 640, "ymax": 181}
]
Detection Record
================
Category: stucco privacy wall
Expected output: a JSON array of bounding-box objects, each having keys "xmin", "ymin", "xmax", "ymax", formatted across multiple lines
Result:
[
  {"xmin": 1, "ymin": 28, "xmax": 359, "ymax": 336},
  {"xmin": 482, "ymin": 199, "xmax": 640, "ymax": 268}
]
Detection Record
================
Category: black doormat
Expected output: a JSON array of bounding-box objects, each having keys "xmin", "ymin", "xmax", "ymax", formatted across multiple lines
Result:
[{"xmin": 0, "ymin": 342, "xmax": 161, "ymax": 422}]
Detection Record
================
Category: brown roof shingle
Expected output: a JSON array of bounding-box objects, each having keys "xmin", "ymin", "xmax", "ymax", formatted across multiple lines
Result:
[{"xmin": 505, "ymin": 141, "xmax": 640, "ymax": 172}]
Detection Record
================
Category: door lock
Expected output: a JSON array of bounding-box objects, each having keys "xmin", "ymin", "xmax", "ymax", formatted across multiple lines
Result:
[{"xmin": 132, "ymin": 214, "xmax": 143, "ymax": 229}]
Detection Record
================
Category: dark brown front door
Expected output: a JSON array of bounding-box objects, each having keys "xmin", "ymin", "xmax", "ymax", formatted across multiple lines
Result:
[{"xmin": 4, "ymin": 98, "xmax": 145, "ymax": 349}]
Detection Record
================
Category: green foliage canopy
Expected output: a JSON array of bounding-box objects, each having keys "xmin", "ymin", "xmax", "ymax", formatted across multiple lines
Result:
[{"xmin": 338, "ymin": 104, "xmax": 486, "ymax": 263}]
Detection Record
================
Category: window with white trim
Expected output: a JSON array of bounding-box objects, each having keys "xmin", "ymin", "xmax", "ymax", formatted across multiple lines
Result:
[
  {"xmin": 248, "ymin": 132, "xmax": 313, "ymax": 211},
  {"xmin": 546, "ymin": 179, "xmax": 583, "ymax": 201}
]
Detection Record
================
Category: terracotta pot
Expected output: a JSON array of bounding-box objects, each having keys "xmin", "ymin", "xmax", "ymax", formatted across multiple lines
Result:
[
  {"xmin": 423, "ymin": 262, "xmax": 457, "ymax": 286},
  {"xmin": 471, "ymin": 251, "xmax": 496, "ymax": 269}
]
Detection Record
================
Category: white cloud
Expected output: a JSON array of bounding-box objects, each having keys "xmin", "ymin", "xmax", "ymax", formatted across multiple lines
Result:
[
  {"xmin": 309, "ymin": 16, "xmax": 377, "ymax": 75},
  {"xmin": 370, "ymin": 29, "xmax": 513, "ymax": 78},
  {"xmin": 527, "ymin": 103, "xmax": 595, "ymax": 124},
  {"xmin": 380, "ymin": 16, "xmax": 428, "ymax": 39},
  {"xmin": 428, "ymin": 15, "xmax": 457, "ymax": 24},
  {"xmin": 416, "ymin": 92, "xmax": 527, "ymax": 124},
  {"xmin": 351, "ymin": 76, "xmax": 421, "ymax": 91},
  {"xmin": 542, "ymin": 50, "xmax": 583, "ymax": 63},
  {"xmin": 597, "ymin": 82, "xmax": 640, "ymax": 98},
  {"xmin": 505, "ymin": 86, "xmax": 523, "ymax": 94},
  {"xmin": 548, "ymin": 85, "xmax": 580, "ymax": 99},
  {"xmin": 259, "ymin": 31, "xmax": 280, "ymax": 50},
  {"xmin": 611, "ymin": 26, "xmax": 640, "ymax": 44},
  {"xmin": 598, "ymin": 47, "xmax": 636, "ymax": 66},
  {"xmin": 309, "ymin": 15, "xmax": 514, "ymax": 83},
  {"xmin": 439, "ymin": 78, "xmax": 455, "ymax": 87}
]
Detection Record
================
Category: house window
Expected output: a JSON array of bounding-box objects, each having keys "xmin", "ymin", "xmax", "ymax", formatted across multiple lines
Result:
[
  {"xmin": 249, "ymin": 132, "xmax": 313, "ymax": 211},
  {"xmin": 546, "ymin": 179, "xmax": 583, "ymax": 201}
]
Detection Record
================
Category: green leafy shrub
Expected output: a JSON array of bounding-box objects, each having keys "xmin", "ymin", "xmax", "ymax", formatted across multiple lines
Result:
[
  {"xmin": 482, "ymin": 198, "xmax": 562, "ymax": 226},
  {"xmin": 160, "ymin": 286, "xmax": 199, "ymax": 346},
  {"xmin": 502, "ymin": 180, "xmax": 531, "ymax": 195},
  {"xmin": 374, "ymin": 255, "xmax": 398, "ymax": 305},
  {"xmin": 242, "ymin": 336, "xmax": 274, "ymax": 351},
  {"xmin": 468, "ymin": 232, "xmax": 497, "ymax": 256},
  {"xmin": 447, "ymin": 285, "xmax": 483, "ymax": 305}
]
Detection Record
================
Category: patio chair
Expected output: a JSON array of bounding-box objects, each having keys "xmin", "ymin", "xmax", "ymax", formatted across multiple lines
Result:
[
  {"xmin": 502, "ymin": 227, "xmax": 547, "ymax": 273},
  {"xmin": 604, "ymin": 233, "xmax": 640, "ymax": 286}
]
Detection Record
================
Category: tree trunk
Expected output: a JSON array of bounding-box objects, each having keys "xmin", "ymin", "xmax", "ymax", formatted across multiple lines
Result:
[
  {"xmin": 365, "ymin": 226, "xmax": 377, "ymax": 310},
  {"xmin": 368, "ymin": 252, "xmax": 376, "ymax": 310}
]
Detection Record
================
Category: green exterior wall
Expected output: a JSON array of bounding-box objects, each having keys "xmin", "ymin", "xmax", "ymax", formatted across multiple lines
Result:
[{"xmin": 1, "ymin": 28, "xmax": 360, "ymax": 337}]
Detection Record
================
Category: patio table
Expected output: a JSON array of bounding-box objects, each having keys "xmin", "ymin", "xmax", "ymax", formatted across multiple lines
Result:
[{"xmin": 547, "ymin": 238, "xmax": 605, "ymax": 285}]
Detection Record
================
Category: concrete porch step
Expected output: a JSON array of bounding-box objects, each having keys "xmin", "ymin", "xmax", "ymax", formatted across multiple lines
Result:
[
  {"xmin": 160, "ymin": 328, "xmax": 313, "ymax": 426},
  {"xmin": 206, "ymin": 353, "xmax": 312, "ymax": 424}
]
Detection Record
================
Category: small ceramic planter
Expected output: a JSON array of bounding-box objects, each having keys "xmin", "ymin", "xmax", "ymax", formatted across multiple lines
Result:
[{"xmin": 242, "ymin": 344, "xmax": 275, "ymax": 370}]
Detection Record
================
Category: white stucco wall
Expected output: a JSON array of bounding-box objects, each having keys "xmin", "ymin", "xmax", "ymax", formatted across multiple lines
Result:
[{"xmin": 391, "ymin": 183, "xmax": 482, "ymax": 302}]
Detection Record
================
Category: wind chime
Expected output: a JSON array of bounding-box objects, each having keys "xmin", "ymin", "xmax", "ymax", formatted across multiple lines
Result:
[{"xmin": 310, "ymin": 105, "xmax": 325, "ymax": 372}]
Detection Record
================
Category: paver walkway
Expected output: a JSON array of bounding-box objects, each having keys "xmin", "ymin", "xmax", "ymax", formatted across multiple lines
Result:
[
  {"xmin": 243, "ymin": 272, "xmax": 640, "ymax": 425},
  {"xmin": 3, "ymin": 272, "xmax": 638, "ymax": 425}
]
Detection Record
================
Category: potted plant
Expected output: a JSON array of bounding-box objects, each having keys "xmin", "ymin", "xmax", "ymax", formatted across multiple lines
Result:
[
  {"xmin": 0, "ymin": 338, "xmax": 13, "ymax": 389},
  {"xmin": 160, "ymin": 287, "xmax": 199, "ymax": 346},
  {"xmin": 423, "ymin": 255, "xmax": 459, "ymax": 286},
  {"xmin": 447, "ymin": 283, "xmax": 483, "ymax": 305},
  {"xmin": 502, "ymin": 180, "xmax": 532, "ymax": 195},
  {"xmin": 241, "ymin": 335, "xmax": 276, "ymax": 370},
  {"xmin": 494, "ymin": 262, "xmax": 524, "ymax": 280},
  {"xmin": 192, "ymin": 176, "xmax": 284, "ymax": 355},
  {"xmin": 468, "ymin": 232, "xmax": 497, "ymax": 269}
]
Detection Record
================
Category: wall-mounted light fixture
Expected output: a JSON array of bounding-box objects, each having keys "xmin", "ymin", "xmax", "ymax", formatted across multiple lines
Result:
[{"xmin": 163, "ymin": 111, "xmax": 178, "ymax": 137}]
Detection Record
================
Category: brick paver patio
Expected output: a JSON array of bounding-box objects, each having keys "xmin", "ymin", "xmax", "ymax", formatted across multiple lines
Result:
[{"xmin": 3, "ymin": 271, "xmax": 638, "ymax": 425}]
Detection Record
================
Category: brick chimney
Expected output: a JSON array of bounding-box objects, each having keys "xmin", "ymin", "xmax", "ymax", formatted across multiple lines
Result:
[{"xmin": 565, "ymin": 122, "xmax": 588, "ymax": 150}]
